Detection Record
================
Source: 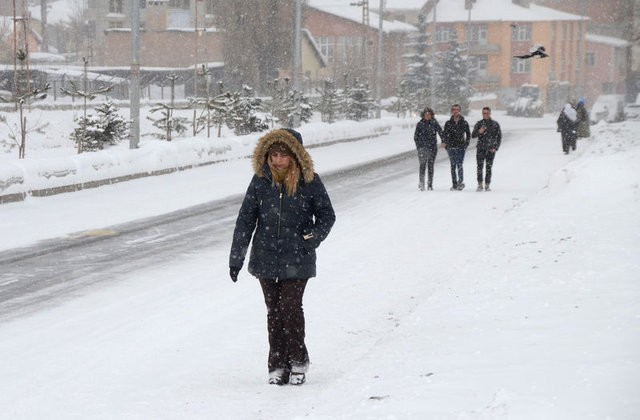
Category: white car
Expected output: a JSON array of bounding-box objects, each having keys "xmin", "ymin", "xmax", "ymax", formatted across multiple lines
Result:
[
  {"xmin": 624, "ymin": 102, "xmax": 640, "ymax": 120},
  {"xmin": 589, "ymin": 95, "xmax": 625, "ymax": 124}
]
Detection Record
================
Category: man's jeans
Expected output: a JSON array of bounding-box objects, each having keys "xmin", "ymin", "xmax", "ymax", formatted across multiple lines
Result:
[{"xmin": 447, "ymin": 147, "xmax": 466, "ymax": 186}]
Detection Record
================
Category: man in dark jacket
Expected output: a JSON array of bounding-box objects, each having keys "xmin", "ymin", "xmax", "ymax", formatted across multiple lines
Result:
[
  {"xmin": 442, "ymin": 104, "xmax": 471, "ymax": 190},
  {"xmin": 471, "ymin": 107, "xmax": 502, "ymax": 191},
  {"xmin": 229, "ymin": 129, "xmax": 335, "ymax": 386},
  {"xmin": 413, "ymin": 107, "xmax": 444, "ymax": 191}
]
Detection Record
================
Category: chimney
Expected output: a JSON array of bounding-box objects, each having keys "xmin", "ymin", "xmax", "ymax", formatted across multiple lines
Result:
[{"xmin": 146, "ymin": 0, "xmax": 169, "ymax": 31}]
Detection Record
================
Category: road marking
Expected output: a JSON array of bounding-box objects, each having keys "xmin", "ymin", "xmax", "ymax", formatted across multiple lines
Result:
[{"xmin": 69, "ymin": 229, "xmax": 119, "ymax": 239}]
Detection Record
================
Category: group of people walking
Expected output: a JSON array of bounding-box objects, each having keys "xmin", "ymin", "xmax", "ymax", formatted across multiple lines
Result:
[
  {"xmin": 413, "ymin": 104, "xmax": 502, "ymax": 192},
  {"xmin": 556, "ymin": 98, "xmax": 590, "ymax": 154}
]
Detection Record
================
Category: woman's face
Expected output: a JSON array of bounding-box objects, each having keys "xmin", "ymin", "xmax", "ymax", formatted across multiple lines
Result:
[
  {"xmin": 424, "ymin": 111, "xmax": 432, "ymax": 120},
  {"xmin": 269, "ymin": 152, "xmax": 291, "ymax": 171}
]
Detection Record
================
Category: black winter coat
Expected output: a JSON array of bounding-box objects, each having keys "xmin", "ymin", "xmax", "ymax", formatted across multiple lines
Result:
[
  {"xmin": 471, "ymin": 118, "xmax": 502, "ymax": 151},
  {"xmin": 414, "ymin": 118, "xmax": 444, "ymax": 152},
  {"xmin": 230, "ymin": 130, "xmax": 335, "ymax": 280},
  {"xmin": 443, "ymin": 116, "xmax": 471, "ymax": 149}
]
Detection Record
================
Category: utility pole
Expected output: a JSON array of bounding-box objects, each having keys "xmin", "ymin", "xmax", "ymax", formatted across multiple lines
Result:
[
  {"xmin": 430, "ymin": 0, "xmax": 437, "ymax": 109},
  {"xmin": 194, "ymin": 0, "xmax": 199, "ymax": 99},
  {"xmin": 130, "ymin": 0, "xmax": 140, "ymax": 149},
  {"xmin": 376, "ymin": 0, "xmax": 383, "ymax": 118},
  {"xmin": 12, "ymin": 0, "xmax": 18, "ymax": 110},
  {"xmin": 292, "ymin": 0, "xmax": 302, "ymax": 127},
  {"xmin": 350, "ymin": 0, "xmax": 370, "ymax": 79},
  {"xmin": 465, "ymin": 0, "xmax": 475, "ymax": 85},
  {"xmin": 40, "ymin": 0, "xmax": 48, "ymax": 53}
]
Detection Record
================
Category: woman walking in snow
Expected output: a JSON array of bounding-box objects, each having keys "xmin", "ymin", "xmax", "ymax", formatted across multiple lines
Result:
[
  {"xmin": 557, "ymin": 102, "xmax": 578, "ymax": 154},
  {"xmin": 229, "ymin": 128, "xmax": 335, "ymax": 386},
  {"xmin": 413, "ymin": 107, "xmax": 444, "ymax": 191}
]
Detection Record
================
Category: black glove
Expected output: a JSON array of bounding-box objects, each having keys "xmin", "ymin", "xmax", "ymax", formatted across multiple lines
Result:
[{"xmin": 230, "ymin": 266, "xmax": 240, "ymax": 283}]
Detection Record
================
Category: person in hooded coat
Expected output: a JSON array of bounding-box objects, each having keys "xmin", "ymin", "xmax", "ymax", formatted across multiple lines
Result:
[
  {"xmin": 575, "ymin": 98, "xmax": 591, "ymax": 139},
  {"xmin": 229, "ymin": 128, "xmax": 335, "ymax": 386},
  {"xmin": 413, "ymin": 107, "xmax": 444, "ymax": 191},
  {"xmin": 557, "ymin": 102, "xmax": 578, "ymax": 154}
]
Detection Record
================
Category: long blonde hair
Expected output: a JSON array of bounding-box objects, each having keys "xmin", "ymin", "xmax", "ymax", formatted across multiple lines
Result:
[{"xmin": 268, "ymin": 156, "xmax": 301, "ymax": 196}]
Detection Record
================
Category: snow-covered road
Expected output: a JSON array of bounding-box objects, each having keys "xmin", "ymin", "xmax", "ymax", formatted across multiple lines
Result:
[{"xmin": 0, "ymin": 116, "xmax": 638, "ymax": 419}]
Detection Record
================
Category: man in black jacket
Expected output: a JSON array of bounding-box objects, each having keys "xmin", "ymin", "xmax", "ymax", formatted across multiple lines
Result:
[
  {"xmin": 471, "ymin": 107, "xmax": 502, "ymax": 191},
  {"xmin": 442, "ymin": 104, "xmax": 471, "ymax": 190}
]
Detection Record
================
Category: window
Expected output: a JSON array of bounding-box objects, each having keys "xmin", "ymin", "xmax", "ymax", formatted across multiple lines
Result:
[
  {"xmin": 435, "ymin": 26, "xmax": 454, "ymax": 43},
  {"xmin": 473, "ymin": 55, "xmax": 488, "ymax": 76},
  {"xmin": 169, "ymin": 0, "xmax": 190, "ymax": 9},
  {"xmin": 511, "ymin": 24, "xmax": 531, "ymax": 41},
  {"xmin": 466, "ymin": 24, "xmax": 488, "ymax": 45},
  {"xmin": 585, "ymin": 52, "xmax": 595, "ymax": 66},
  {"xmin": 511, "ymin": 57, "xmax": 530, "ymax": 73},
  {"xmin": 336, "ymin": 36, "xmax": 362, "ymax": 63},
  {"xmin": 317, "ymin": 36, "xmax": 334, "ymax": 62},
  {"xmin": 109, "ymin": 0, "xmax": 123, "ymax": 13}
]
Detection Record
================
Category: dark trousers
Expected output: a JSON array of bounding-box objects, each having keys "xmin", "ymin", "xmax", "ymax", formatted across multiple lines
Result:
[
  {"xmin": 259, "ymin": 278, "xmax": 309, "ymax": 373},
  {"xmin": 476, "ymin": 149, "xmax": 496, "ymax": 185},
  {"xmin": 447, "ymin": 147, "xmax": 466, "ymax": 185},
  {"xmin": 417, "ymin": 147, "xmax": 437, "ymax": 187},
  {"xmin": 561, "ymin": 133, "xmax": 577, "ymax": 153}
]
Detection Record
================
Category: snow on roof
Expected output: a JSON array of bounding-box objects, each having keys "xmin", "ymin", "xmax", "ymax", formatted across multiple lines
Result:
[
  {"xmin": 425, "ymin": 0, "xmax": 587, "ymax": 23},
  {"xmin": 381, "ymin": 0, "xmax": 427, "ymax": 11},
  {"xmin": 307, "ymin": 0, "xmax": 417, "ymax": 33},
  {"xmin": 586, "ymin": 33, "xmax": 631, "ymax": 48}
]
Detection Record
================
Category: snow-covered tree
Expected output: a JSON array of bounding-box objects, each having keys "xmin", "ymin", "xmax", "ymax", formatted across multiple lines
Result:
[
  {"xmin": 70, "ymin": 100, "xmax": 128, "ymax": 151},
  {"xmin": 387, "ymin": 80, "xmax": 413, "ymax": 118},
  {"xmin": 343, "ymin": 78, "xmax": 376, "ymax": 121},
  {"xmin": 432, "ymin": 37, "xmax": 473, "ymax": 114},
  {"xmin": 226, "ymin": 86, "xmax": 269, "ymax": 136},
  {"xmin": 317, "ymin": 78, "xmax": 343, "ymax": 123},
  {"xmin": 148, "ymin": 104, "xmax": 189, "ymax": 141},
  {"xmin": 403, "ymin": 13, "xmax": 433, "ymax": 112},
  {"xmin": 267, "ymin": 78, "xmax": 297, "ymax": 127}
]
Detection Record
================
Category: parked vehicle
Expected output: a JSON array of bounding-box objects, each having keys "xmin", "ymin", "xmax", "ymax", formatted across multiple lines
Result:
[
  {"xmin": 506, "ymin": 84, "xmax": 544, "ymax": 118},
  {"xmin": 589, "ymin": 94, "xmax": 625, "ymax": 124},
  {"xmin": 624, "ymin": 102, "xmax": 640, "ymax": 120}
]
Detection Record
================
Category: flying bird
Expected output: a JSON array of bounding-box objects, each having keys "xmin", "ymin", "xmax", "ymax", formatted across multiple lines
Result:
[{"xmin": 514, "ymin": 44, "xmax": 549, "ymax": 59}]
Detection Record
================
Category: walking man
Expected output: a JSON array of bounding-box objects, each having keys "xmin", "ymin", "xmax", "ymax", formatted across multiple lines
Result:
[
  {"xmin": 472, "ymin": 107, "xmax": 502, "ymax": 191},
  {"xmin": 442, "ymin": 104, "xmax": 471, "ymax": 190}
]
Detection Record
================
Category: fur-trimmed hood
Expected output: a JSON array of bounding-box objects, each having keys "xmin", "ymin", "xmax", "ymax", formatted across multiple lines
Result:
[{"xmin": 252, "ymin": 129, "xmax": 315, "ymax": 184}]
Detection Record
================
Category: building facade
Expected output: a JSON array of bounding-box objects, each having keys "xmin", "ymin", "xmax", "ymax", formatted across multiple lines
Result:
[{"xmin": 420, "ymin": 0, "xmax": 588, "ymax": 111}]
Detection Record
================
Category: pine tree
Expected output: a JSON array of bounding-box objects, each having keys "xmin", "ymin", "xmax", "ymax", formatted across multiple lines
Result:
[
  {"xmin": 344, "ymin": 78, "xmax": 376, "ymax": 121},
  {"xmin": 388, "ymin": 80, "xmax": 413, "ymax": 118},
  {"xmin": 432, "ymin": 37, "xmax": 474, "ymax": 114},
  {"xmin": 227, "ymin": 86, "xmax": 269, "ymax": 135},
  {"xmin": 403, "ymin": 13, "xmax": 433, "ymax": 112},
  {"xmin": 317, "ymin": 78, "xmax": 343, "ymax": 123},
  {"xmin": 70, "ymin": 100, "xmax": 128, "ymax": 151}
]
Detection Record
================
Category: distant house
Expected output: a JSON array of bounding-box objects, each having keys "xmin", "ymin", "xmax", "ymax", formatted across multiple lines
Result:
[
  {"xmin": 421, "ymin": 0, "xmax": 588, "ymax": 111},
  {"xmin": 0, "ymin": 15, "xmax": 41, "ymax": 64},
  {"xmin": 584, "ymin": 34, "xmax": 631, "ymax": 102},
  {"xmin": 304, "ymin": 1, "xmax": 417, "ymax": 97}
]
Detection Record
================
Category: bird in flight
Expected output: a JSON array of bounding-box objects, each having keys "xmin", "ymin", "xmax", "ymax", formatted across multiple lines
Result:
[{"xmin": 514, "ymin": 44, "xmax": 549, "ymax": 59}]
